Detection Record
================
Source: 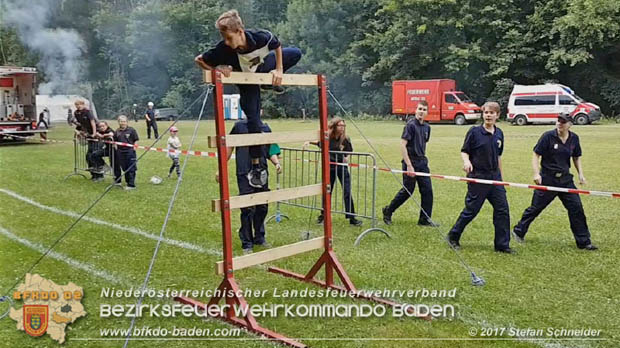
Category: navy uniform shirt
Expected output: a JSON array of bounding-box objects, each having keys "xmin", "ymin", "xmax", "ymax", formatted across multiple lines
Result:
[
  {"xmin": 231, "ymin": 120, "xmax": 272, "ymax": 175},
  {"xmin": 114, "ymin": 127, "xmax": 139, "ymax": 152},
  {"xmin": 202, "ymin": 30, "xmax": 281, "ymax": 72},
  {"xmin": 145, "ymin": 109, "xmax": 156, "ymax": 122},
  {"xmin": 75, "ymin": 109, "xmax": 97, "ymax": 135},
  {"xmin": 461, "ymin": 125, "xmax": 504, "ymax": 174},
  {"xmin": 534, "ymin": 130, "xmax": 582, "ymax": 175},
  {"xmin": 401, "ymin": 118, "xmax": 431, "ymax": 160}
]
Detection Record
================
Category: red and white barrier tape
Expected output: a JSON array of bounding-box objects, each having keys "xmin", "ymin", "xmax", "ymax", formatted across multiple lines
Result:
[
  {"xmin": 293, "ymin": 158, "xmax": 620, "ymax": 199},
  {"xmin": 6, "ymin": 133, "xmax": 619, "ymax": 198}
]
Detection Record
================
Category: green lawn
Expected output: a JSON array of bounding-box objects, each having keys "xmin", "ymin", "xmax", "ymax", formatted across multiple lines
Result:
[{"xmin": 0, "ymin": 119, "xmax": 618, "ymax": 348}]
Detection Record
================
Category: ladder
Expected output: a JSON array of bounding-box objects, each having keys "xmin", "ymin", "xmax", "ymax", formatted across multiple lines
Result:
[{"xmin": 175, "ymin": 70, "xmax": 429, "ymax": 347}]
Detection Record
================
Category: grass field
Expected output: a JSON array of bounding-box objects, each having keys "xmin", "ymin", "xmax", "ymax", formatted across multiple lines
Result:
[{"xmin": 0, "ymin": 118, "xmax": 619, "ymax": 348}]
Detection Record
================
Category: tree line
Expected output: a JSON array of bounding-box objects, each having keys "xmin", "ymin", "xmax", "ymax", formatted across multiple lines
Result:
[{"xmin": 1, "ymin": 0, "xmax": 618, "ymax": 118}]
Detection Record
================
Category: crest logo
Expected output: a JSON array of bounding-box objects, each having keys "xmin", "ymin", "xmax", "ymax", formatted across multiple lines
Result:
[
  {"xmin": 24, "ymin": 305, "xmax": 48, "ymax": 337},
  {"xmin": 554, "ymin": 143, "xmax": 559, "ymax": 150}
]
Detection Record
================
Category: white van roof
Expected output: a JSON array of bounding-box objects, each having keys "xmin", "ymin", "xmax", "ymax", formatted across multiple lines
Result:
[{"xmin": 512, "ymin": 84, "xmax": 574, "ymax": 95}]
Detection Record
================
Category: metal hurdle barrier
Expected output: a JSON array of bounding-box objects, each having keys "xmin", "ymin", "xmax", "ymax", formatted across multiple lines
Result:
[
  {"xmin": 64, "ymin": 135, "xmax": 115, "ymax": 180},
  {"xmin": 268, "ymin": 147, "xmax": 391, "ymax": 244}
]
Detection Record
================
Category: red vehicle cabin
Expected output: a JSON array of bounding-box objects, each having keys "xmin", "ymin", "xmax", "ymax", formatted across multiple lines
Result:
[{"xmin": 392, "ymin": 79, "xmax": 481, "ymax": 125}]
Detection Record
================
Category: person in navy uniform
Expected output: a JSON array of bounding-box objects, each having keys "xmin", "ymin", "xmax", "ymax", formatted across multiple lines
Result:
[
  {"xmin": 382, "ymin": 100, "xmax": 436, "ymax": 227},
  {"xmin": 73, "ymin": 99, "xmax": 102, "ymax": 181},
  {"xmin": 145, "ymin": 101, "xmax": 159, "ymax": 139},
  {"xmin": 512, "ymin": 113, "xmax": 597, "ymax": 250},
  {"xmin": 216, "ymin": 119, "xmax": 282, "ymax": 254},
  {"xmin": 447, "ymin": 102, "xmax": 514, "ymax": 254},
  {"xmin": 113, "ymin": 115, "xmax": 139, "ymax": 190},
  {"xmin": 195, "ymin": 9, "xmax": 301, "ymax": 189}
]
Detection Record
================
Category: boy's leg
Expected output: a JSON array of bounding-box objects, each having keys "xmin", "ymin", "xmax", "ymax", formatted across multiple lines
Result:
[
  {"xmin": 146, "ymin": 121, "xmax": 151, "ymax": 139},
  {"xmin": 252, "ymin": 203, "xmax": 269, "ymax": 245},
  {"xmin": 487, "ymin": 186, "xmax": 511, "ymax": 250},
  {"xmin": 385, "ymin": 162, "xmax": 417, "ymax": 215},
  {"xmin": 448, "ymin": 183, "xmax": 490, "ymax": 243},
  {"xmin": 258, "ymin": 47, "xmax": 302, "ymax": 73},
  {"xmin": 414, "ymin": 159, "xmax": 434, "ymax": 224},
  {"xmin": 175, "ymin": 157, "xmax": 180, "ymax": 175},
  {"xmin": 237, "ymin": 176, "xmax": 256, "ymax": 250},
  {"xmin": 558, "ymin": 184, "xmax": 592, "ymax": 247},
  {"xmin": 237, "ymin": 85, "xmax": 263, "ymax": 161}
]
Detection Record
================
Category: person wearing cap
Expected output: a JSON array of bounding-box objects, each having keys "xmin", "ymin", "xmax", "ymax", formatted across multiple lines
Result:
[
  {"xmin": 215, "ymin": 119, "xmax": 282, "ymax": 254},
  {"xmin": 166, "ymin": 126, "xmax": 182, "ymax": 178},
  {"xmin": 512, "ymin": 113, "xmax": 598, "ymax": 250},
  {"xmin": 145, "ymin": 102, "xmax": 159, "ymax": 139},
  {"xmin": 447, "ymin": 101, "xmax": 514, "ymax": 254}
]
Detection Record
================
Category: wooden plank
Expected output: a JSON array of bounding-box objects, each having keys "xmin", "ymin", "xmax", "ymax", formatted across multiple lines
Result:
[
  {"xmin": 208, "ymin": 130, "xmax": 319, "ymax": 148},
  {"xmin": 215, "ymin": 237, "xmax": 324, "ymax": 275},
  {"xmin": 212, "ymin": 184, "xmax": 322, "ymax": 212},
  {"xmin": 204, "ymin": 71, "xmax": 318, "ymax": 86}
]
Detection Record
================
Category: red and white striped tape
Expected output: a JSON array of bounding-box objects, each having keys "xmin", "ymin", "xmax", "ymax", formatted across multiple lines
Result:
[
  {"xmin": 330, "ymin": 161, "xmax": 620, "ymax": 199},
  {"xmin": 5, "ymin": 133, "xmax": 619, "ymax": 198}
]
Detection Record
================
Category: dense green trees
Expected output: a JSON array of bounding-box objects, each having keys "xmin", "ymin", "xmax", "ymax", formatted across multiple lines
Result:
[{"xmin": 1, "ymin": 0, "xmax": 618, "ymax": 117}]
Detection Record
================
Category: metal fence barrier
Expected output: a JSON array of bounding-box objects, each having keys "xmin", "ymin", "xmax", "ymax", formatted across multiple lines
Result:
[
  {"xmin": 64, "ymin": 136, "xmax": 115, "ymax": 180},
  {"xmin": 267, "ymin": 147, "xmax": 390, "ymax": 245}
]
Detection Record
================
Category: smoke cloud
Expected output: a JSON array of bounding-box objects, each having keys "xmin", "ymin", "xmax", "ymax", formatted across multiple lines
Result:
[{"xmin": 2, "ymin": 0, "xmax": 86, "ymax": 94}]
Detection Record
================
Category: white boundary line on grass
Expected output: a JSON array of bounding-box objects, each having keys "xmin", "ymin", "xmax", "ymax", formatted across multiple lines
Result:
[
  {"xmin": 0, "ymin": 188, "xmax": 219, "ymax": 256},
  {"xmin": 0, "ymin": 225, "xmax": 125, "ymax": 284}
]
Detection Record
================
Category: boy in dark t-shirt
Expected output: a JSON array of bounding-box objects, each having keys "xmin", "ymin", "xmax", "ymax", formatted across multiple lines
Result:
[{"xmin": 195, "ymin": 9, "xmax": 301, "ymax": 189}]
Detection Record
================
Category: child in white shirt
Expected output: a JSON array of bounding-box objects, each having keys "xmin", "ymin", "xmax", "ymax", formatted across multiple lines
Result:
[{"xmin": 167, "ymin": 126, "xmax": 182, "ymax": 178}]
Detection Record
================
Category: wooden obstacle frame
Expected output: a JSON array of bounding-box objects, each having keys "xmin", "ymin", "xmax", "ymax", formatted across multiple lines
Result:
[{"xmin": 174, "ymin": 70, "xmax": 429, "ymax": 348}]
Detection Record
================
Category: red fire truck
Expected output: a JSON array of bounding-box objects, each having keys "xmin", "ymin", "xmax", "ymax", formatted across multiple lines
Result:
[
  {"xmin": 392, "ymin": 79, "xmax": 481, "ymax": 125},
  {"xmin": 0, "ymin": 66, "xmax": 47, "ymax": 140}
]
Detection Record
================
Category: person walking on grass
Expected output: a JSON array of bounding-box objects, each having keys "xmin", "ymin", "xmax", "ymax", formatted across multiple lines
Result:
[
  {"xmin": 447, "ymin": 102, "xmax": 514, "ymax": 254},
  {"xmin": 512, "ymin": 113, "xmax": 598, "ymax": 251},
  {"xmin": 382, "ymin": 100, "xmax": 436, "ymax": 227}
]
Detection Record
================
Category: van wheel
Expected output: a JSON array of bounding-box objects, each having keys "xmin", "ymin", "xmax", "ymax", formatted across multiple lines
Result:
[
  {"xmin": 574, "ymin": 114, "xmax": 588, "ymax": 125},
  {"xmin": 454, "ymin": 114, "xmax": 466, "ymax": 125},
  {"xmin": 513, "ymin": 115, "xmax": 527, "ymax": 126}
]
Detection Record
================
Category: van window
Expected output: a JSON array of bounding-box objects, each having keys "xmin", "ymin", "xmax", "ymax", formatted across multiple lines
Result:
[
  {"xmin": 559, "ymin": 95, "xmax": 577, "ymax": 105},
  {"xmin": 514, "ymin": 95, "xmax": 556, "ymax": 106},
  {"xmin": 445, "ymin": 94, "xmax": 458, "ymax": 103},
  {"xmin": 514, "ymin": 96, "xmax": 535, "ymax": 106},
  {"xmin": 453, "ymin": 92, "xmax": 473, "ymax": 103}
]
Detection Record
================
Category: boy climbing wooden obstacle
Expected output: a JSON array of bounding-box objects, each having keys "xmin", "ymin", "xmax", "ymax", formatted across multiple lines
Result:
[{"xmin": 195, "ymin": 9, "xmax": 301, "ymax": 188}]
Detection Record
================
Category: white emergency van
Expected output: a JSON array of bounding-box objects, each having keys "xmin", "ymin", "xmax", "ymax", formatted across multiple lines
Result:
[{"xmin": 507, "ymin": 84, "xmax": 601, "ymax": 125}]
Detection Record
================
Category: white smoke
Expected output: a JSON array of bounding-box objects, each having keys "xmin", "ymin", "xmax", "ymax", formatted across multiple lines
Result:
[{"xmin": 2, "ymin": 0, "xmax": 86, "ymax": 94}]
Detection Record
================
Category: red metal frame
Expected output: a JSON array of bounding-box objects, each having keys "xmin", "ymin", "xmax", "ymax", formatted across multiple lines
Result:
[{"xmin": 175, "ymin": 72, "xmax": 429, "ymax": 348}]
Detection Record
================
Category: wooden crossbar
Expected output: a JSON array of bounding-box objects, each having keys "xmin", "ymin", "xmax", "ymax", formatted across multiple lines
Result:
[
  {"xmin": 215, "ymin": 237, "xmax": 324, "ymax": 275},
  {"xmin": 212, "ymin": 184, "xmax": 322, "ymax": 212},
  {"xmin": 208, "ymin": 130, "xmax": 319, "ymax": 148},
  {"xmin": 204, "ymin": 71, "xmax": 318, "ymax": 86}
]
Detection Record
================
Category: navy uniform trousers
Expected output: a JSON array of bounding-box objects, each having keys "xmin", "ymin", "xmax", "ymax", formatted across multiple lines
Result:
[
  {"xmin": 513, "ymin": 174, "xmax": 591, "ymax": 247},
  {"xmin": 386, "ymin": 158, "xmax": 433, "ymax": 224},
  {"xmin": 448, "ymin": 171, "xmax": 510, "ymax": 250},
  {"xmin": 237, "ymin": 175, "xmax": 269, "ymax": 249},
  {"xmin": 114, "ymin": 150, "xmax": 137, "ymax": 187}
]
